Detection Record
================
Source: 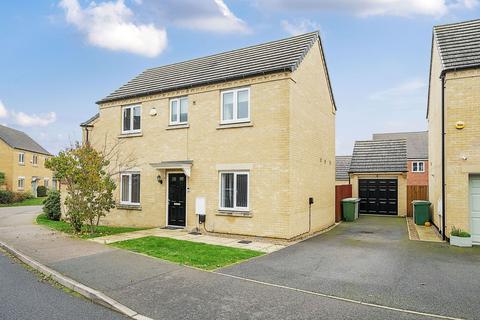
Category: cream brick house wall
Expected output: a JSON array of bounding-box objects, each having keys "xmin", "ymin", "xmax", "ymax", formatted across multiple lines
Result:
[
  {"xmin": 428, "ymin": 40, "xmax": 480, "ymax": 235},
  {"xmin": 0, "ymin": 140, "xmax": 52, "ymax": 194},
  {"xmin": 86, "ymin": 43, "xmax": 335, "ymax": 239}
]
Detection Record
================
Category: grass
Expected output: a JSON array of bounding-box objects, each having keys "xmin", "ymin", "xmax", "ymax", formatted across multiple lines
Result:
[
  {"xmin": 36, "ymin": 214, "xmax": 151, "ymax": 239},
  {"xmin": 111, "ymin": 236, "xmax": 264, "ymax": 270},
  {"xmin": 0, "ymin": 197, "xmax": 46, "ymax": 207}
]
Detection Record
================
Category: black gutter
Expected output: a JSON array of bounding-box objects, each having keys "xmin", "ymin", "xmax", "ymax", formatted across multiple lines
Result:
[{"xmin": 441, "ymin": 74, "xmax": 446, "ymax": 240}]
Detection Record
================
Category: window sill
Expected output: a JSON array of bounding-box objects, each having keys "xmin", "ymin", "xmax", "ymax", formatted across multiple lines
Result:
[
  {"xmin": 166, "ymin": 124, "xmax": 189, "ymax": 130},
  {"xmin": 216, "ymin": 210, "xmax": 252, "ymax": 217},
  {"xmin": 216, "ymin": 122, "xmax": 253, "ymax": 130},
  {"xmin": 118, "ymin": 132, "xmax": 143, "ymax": 139},
  {"xmin": 117, "ymin": 203, "xmax": 142, "ymax": 211}
]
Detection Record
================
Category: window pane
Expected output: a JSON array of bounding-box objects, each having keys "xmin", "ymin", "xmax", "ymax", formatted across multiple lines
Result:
[
  {"xmin": 121, "ymin": 175, "xmax": 130, "ymax": 202},
  {"xmin": 413, "ymin": 163, "xmax": 417, "ymax": 172},
  {"xmin": 237, "ymin": 90, "xmax": 249, "ymax": 119},
  {"xmin": 171, "ymin": 100, "xmax": 178, "ymax": 123},
  {"xmin": 131, "ymin": 174, "xmax": 140, "ymax": 203},
  {"xmin": 236, "ymin": 174, "xmax": 248, "ymax": 208},
  {"xmin": 180, "ymin": 98, "xmax": 188, "ymax": 123},
  {"xmin": 133, "ymin": 107, "xmax": 141, "ymax": 130},
  {"xmin": 123, "ymin": 108, "xmax": 131, "ymax": 131},
  {"xmin": 221, "ymin": 173, "xmax": 234, "ymax": 208},
  {"xmin": 419, "ymin": 162, "xmax": 424, "ymax": 171},
  {"xmin": 222, "ymin": 92, "xmax": 234, "ymax": 121}
]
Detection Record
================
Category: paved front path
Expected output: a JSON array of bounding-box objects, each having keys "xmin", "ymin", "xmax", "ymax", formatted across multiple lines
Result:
[
  {"xmin": 219, "ymin": 216, "xmax": 480, "ymax": 320},
  {"xmin": 90, "ymin": 227, "xmax": 287, "ymax": 253},
  {"xmin": 0, "ymin": 206, "xmax": 437, "ymax": 320},
  {"xmin": 0, "ymin": 250, "xmax": 126, "ymax": 320}
]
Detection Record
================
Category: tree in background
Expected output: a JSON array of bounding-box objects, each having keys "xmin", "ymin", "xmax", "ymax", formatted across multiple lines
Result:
[{"xmin": 45, "ymin": 143, "xmax": 116, "ymax": 234}]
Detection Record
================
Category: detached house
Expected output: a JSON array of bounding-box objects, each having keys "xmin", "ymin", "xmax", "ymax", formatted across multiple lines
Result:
[
  {"xmin": 0, "ymin": 125, "xmax": 53, "ymax": 195},
  {"xmin": 82, "ymin": 32, "xmax": 336, "ymax": 239},
  {"xmin": 427, "ymin": 19, "xmax": 480, "ymax": 243}
]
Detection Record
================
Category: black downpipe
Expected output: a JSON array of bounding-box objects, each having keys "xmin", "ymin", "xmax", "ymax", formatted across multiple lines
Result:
[{"xmin": 441, "ymin": 75, "xmax": 446, "ymax": 240}]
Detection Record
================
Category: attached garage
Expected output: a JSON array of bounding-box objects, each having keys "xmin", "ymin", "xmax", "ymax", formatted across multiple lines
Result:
[
  {"xmin": 349, "ymin": 139, "xmax": 408, "ymax": 216},
  {"xmin": 359, "ymin": 179, "xmax": 398, "ymax": 215}
]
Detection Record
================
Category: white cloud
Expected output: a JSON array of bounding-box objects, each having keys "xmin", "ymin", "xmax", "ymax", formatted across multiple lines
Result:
[
  {"xmin": 369, "ymin": 78, "xmax": 426, "ymax": 101},
  {"xmin": 140, "ymin": 0, "xmax": 250, "ymax": 34},
  {"xmin": 11, "ymin": 111, "xmax": 57, "ymax": 127},
  {"xmin": 281, "ymin": 19, "xmax": 320, "ymax": 36},
  {"xmin": 59, "ymin": 0, "xmax": 167, "ymax": 57},
  {"xmin": 0, "ymin": 100, "xmax": 8, "ymax": 118},
  {"xmin": 262, "ymin": 0, "xmax": 478, "ymax": 17}
]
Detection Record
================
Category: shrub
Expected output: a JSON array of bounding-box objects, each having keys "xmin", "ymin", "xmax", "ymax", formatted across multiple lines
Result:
[
  {"xmin": 43, "ymin": 190, "xmax": 61, "ymax": 221},
  {"xmin": 37, "ymin": 186, "xmax": 48, "ymax": 197},
  {"xmin": 12, "ymin": 192, "xmax": 33, "ymax": 203},
  {"xmin": 0, "ymin": 190, "xmax": 13, "ymax": 204},
  {"xmin": 451, "ymin": 226, "xmax": 471, "ymax": 238}
]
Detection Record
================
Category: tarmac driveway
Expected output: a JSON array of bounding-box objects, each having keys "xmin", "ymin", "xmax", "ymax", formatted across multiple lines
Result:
[{"xmin": 219, "ymin": 216, "xmax": 480, "ymax": 320}]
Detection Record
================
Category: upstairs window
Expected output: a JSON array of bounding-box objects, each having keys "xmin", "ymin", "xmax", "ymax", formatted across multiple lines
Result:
[
  {"xmin": 219, "ymin": 171, "xmax": 249, "ymax": 211},
  {"xmin": 120, "ymin": 172, "xmax": 141, "ymax": 205},
  {"xmin": 221, "ymin": 88, "xmax": 250, "ymax": 124},
  {"xmin": 122, "ymin": 105, "xmax": 141, "ymax": 134},
  {"xmin": 18, "ymin": 153, "xmax": 25, "ymax": 165},
  {"xmin": 412, "ymin": 161, "xmax": 425, "ymax": 173},
  {"xmin": 32, "ymin": 154, "xmax": 38, "ymax": 166},
  {"xmin": 170, "ymin": 97, "xmax": 188, "ymax": 125}
]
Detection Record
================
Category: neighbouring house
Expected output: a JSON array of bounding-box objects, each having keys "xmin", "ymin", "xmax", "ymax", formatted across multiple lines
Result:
[
  {"xmin": 81, "ymin": 32, "xmax": 337, "ymax": 239},
  {"xmin": 349, "ymin": 139, "xmax": 408, "ymax": 216},
  {"xmin": 427, "ymin": 19, "xmax": 480, "ymax": 243},
  {"xmin": 372, "ymin": 131, "xmax": 428, "ymax": 186},
  {"xmin": 335, "ymin": 156, "xmax": 351, "ymax": 185},
  {"xmin": 0, "ymin": 125, "xmax": 53, "ymax": 196}
]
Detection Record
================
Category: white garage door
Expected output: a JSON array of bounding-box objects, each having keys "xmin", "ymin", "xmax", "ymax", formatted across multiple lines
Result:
[{"xmin": 470, "ymin": 176, "xmax": 480, "ymax": 244}]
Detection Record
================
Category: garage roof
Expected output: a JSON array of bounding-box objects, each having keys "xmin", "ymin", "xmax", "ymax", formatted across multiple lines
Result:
[
  {"xmin": 434, "ymin": 19, "xmax": 480, "ymax": 72},
  {"xmin": 372, "ymin": 131, "xmax": 427, "ymax": 160},
  {"xmin": 0, "ymin": 124, "xmax": 51, "ymax": 155},
  {"xmin": 336, "ymin": 156, "xmax": 352, "ymax": 181},
  {"xmin": 349, "ymin": 139, "xmax": 407, "ymax": 173},
  {"xmin": 97, "ymin": 31, "xmax": 335, "ymax": 105}
]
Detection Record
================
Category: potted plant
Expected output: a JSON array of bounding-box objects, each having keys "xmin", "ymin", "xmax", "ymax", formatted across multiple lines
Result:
[{"xmin": 450, "ymin": 226, "xmax": 472, "ymax": 247}]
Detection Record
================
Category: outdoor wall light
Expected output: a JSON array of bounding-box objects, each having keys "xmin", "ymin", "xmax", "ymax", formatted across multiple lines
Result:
[{"xmin": 156, "ymin": 174, "xmax": 163, "ymax": 184}]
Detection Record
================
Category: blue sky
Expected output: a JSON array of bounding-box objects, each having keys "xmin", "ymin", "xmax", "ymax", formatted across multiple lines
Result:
[{"xmin": 0, "ymin": 1, "xmax": 479, "ymax": 155}]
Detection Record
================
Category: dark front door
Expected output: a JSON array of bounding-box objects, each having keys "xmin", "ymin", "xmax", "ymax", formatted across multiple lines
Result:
[
  {"xmin": 359, "ymin": 179, "xmax": 398, "ymax": 215},
  {"xmin": 168, "ymin": 173, "xmax": 186, "ymax": 227}
]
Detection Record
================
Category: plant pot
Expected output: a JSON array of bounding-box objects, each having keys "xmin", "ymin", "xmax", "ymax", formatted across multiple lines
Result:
[{"xmin": 450, "ymin": 235, "xmax": 472, "ymax": 247}]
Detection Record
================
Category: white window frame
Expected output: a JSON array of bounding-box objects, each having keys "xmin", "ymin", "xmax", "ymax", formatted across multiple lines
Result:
[
  {"xmin": 220, "ymin": 87, "xmax": 250, "ymax": 124},
  {"xmin": 412, "ymin": 161, "xmax": 425, "ymax": 173},
  {"xmin": 32, "ymin": 154, "xmax": 38, "ymax": 166},
  {"xmin": 121, "ymin": 105, "xmax": 142, "ymax": 134},
  {"xmin": 18, "ymin": 153, "xmax": 25, "ymax": 165},
  {"xmin": 169, "ymin": 97, "xmax": 189, "ymax": 125},
  {"xmin": 218, "ymin": 171, "xmax": 249, "ymax": 211},
  {"xmin": 17, "ymin": 177, "xmax": 25, "ymax": 190},
  {"xmin": 120, "ymin": 172, "xmax": 141, "ymax": 205}
]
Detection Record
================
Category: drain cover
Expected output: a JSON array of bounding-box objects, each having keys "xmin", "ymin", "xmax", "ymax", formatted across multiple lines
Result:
[
  {"xmin": 238, "ymin": 240, "xmax": 252, "ymax": 244},
  {"xmin": 189, "ymin": 232, "xmax": 202, "ymax": 235},
  {"xmin": 359, "ymin": 231, "xmax": 374, "ymax": 234}
]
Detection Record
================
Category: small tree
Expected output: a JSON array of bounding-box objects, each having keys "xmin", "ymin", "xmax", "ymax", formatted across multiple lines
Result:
[
  {"xmin": 46, "ymin": 143, "xmax": 116, "ymax": 234},
  {"xmin": 43, "ymin": 190, "xmax": 61, "ymax": 221}
]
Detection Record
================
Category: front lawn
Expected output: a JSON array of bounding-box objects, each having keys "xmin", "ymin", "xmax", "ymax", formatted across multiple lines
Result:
[
  {"xmin": 0, "ymin": 197, "xmax": 46, "ymax": 207},
  {"xmin": 110, "ymin": 236, "xmax": 264, "ymax": 270},
  {"xmin": 36, "ymin": 214, "xmax": 150, "ymax": 239}
]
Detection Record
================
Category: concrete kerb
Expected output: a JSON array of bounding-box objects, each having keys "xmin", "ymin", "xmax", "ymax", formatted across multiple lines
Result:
[{"xmin": 0, "ymin": 240, "xmax": 153, "ymax": 320}]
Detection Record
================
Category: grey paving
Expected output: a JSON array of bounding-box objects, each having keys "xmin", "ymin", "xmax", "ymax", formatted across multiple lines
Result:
[
  {"xmin": 1, "ymin": 206, "xmax": 476, "ymax": 319},
  {"xmin": 0, "ymin": 251, "xmax": 125, "ymax": 320},
  {"xmin": 219, "ymin": 216, "xmax": 480, "ymax": 320}
]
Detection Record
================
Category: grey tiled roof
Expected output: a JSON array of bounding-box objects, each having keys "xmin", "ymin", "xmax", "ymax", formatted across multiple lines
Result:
[
  {"xmin": 434, "ymin": 19, "xmax": 480, "ymax": 71},
  {"xmin": 349, "ymin": 139, "xmax": 407, "ymax": 173},
  {"xmin": 372, "ymin": 131, "xmax": 428, "ymax": 160},
  {"xmin": 336, "ymin": 156, "xmax": 352, "ymax": 181},
  {"xmin": 80, "ymin": 113, "xmax": 99, "ymax": 127},
  {"xmin": 98, "ymin": 32, "xmax": 329, "ymax": 104},
  {"xmin": 0, "ymin": 125, "xmax": 51, "ymax": 155}
]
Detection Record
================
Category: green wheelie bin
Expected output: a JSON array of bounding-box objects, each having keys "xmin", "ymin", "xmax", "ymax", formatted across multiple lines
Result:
[
  {"xmin": 342, "ymin": 198, "xmax": 361, "ymax": 222},
  {"xmin": 412, "ymin": 200, "xmax": 431, "ymax": 225}
]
